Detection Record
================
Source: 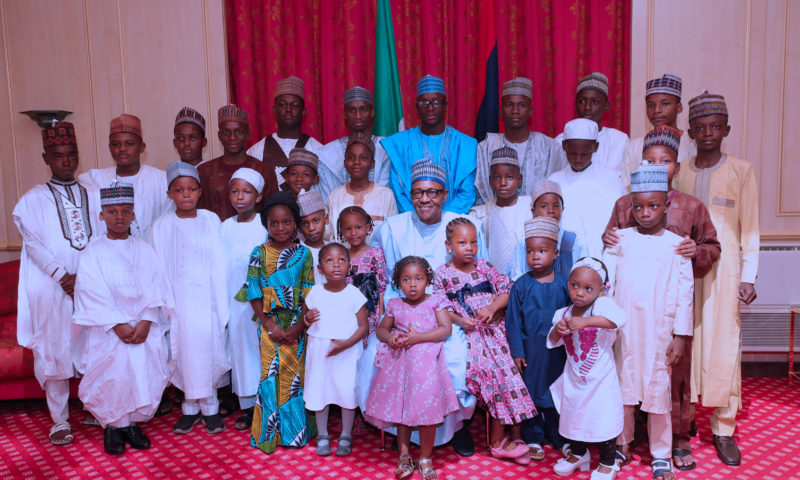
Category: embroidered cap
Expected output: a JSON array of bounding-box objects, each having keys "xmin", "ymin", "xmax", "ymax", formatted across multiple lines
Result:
[
  {"xmin": 42, "ymin": 121, "xmax": 77, "ymax": 148},
  {"xmin": 563, "ymin": 118, "xmax": 599, "ymax": 141},
  {"xmin": 530, "ymin": 180, "xmax": 564, "ymax": 206},
  {"xmin": 416, "ymin": 75, "xmax": 446, "ymax": 97},
  {"xmin": 410, "ymin": 159, "xmax": 446, "ymax": 187},
  {"xmin": 524, "ymin": 216, "xmax": 559, "ymax": 242},
  {"xmin": 218, "ymin": 104, "xmax": 248, "ymax": 125},
  {"xmin": 646, "ymin": 74, "xmax": 682, "ymax": 99},
  {"xmin": 643, "ymin": 125, "xmax": 681, "ymax": 154},
  {"xmin": 571, "ymin": 256, "xmax": 608, "ymax": 284},
  {"xmin": 576, "ymin": 72, "xmax": 609, "ymax": 98},
  {"xmin": 287, "ymin": 148, "xmax": 319, "ymax": 173},
  {"xmin": 502, "ymin": 77, "xmax": 533, "ymax": 99},
  {"xmin": 230, "ymin": 167, "xmax": 265, "ymax": 194},
  {"xmin": 109, "ymin": 114, "xmax": 142, "ymax": 138},
  {"xmin": 100, "ymin": 182, "xmax": 135, "ymax": 207},
  {"xmin": 489, "ymin": 146, "xmax": 520, "ymax": 168},
  {"xmin": 297, "ymin": 188, "xmax": 326, "ymax": 217},
  {"xmin": 166, "ymin": 160, "xmax": 201, "ymax": 186},
  {"xmin": 275, "ymin": 76, "xmax": 305, "ymax": 100},
  {"xmin": 175, "ymin": 107, "xmax": 206, "ymax": 133},
  {"xmin": 343, "ymin": 86, "xmax": 373, "ymax": 105},
  {"xmin": 630, "ymin": 164, "xmax": 669, "ymax": 193},
  {"xmin": 688, "ymin": 90, "xmax": 728, "ymax": 121}
]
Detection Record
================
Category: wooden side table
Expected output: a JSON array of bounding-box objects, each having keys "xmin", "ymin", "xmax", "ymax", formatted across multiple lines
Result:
[{"xmin": 790, "ymin": 306, "xmax": 800, "ymax": 384}]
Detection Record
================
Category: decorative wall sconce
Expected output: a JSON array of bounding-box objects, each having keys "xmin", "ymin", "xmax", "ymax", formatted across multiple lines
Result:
[{"xmin": 20, "ymin": 110, "xmax": 73, "ymax": 128}]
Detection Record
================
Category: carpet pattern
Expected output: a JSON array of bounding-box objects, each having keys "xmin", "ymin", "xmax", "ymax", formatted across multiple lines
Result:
[{"xmin": 0, "ymin": 377, "xmax": 798, "ymax": 479}]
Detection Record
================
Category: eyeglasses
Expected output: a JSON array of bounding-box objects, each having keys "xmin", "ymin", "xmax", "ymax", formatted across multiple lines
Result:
[
  {"xmin": 416, "ymin": 99, "xmax": 445, "ymax": 108},
  {"xmin": 411, "ymin": 188, "xmax": 445, "ymax": 199}
]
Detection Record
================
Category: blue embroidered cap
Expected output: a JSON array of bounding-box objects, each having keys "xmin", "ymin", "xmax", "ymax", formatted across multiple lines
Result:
[
  {"xmin": 416, "ymin": 75, "xmax": 446, "ymax": 97},
  {"xmin": 630, "ymin": 164, "xmax": 669, "ymax": 193},
  {"xmin": 410, "ymin": 159, "xmax": 446, "ymax": 187}
]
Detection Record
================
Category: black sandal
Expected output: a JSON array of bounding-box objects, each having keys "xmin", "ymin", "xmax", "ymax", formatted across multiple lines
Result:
[
  {"xmin": 234, "ymin": 407, "xmax": 254, "ymax": 430},
  {"xmin": 671, "ymin": 448, "xmax": 696, "ymax": 471}
]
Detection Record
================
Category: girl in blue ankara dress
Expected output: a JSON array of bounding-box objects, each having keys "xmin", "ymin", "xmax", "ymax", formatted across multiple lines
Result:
[
  {"xmin": 505, "ymin": 216, "xmax": 572, "ymax": 461},
  {"xmin": 236, "ymin": 191, "xmax": 315, "ymax": 454}
]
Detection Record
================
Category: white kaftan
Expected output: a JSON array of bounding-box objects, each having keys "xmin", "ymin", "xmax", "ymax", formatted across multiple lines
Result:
[
  {"xmin": 547, "ymin": 296, "xmax": 627, "ymax": 442},
  {"xmin": 149, "ymin": 210, "xmax": 230, "ymax": 400},
  {"xmin": 548, "ymin": 163, "xmax": 625, "ymax": 258},
  {"xmin": 220, "ymin": 215, "xmax": 267, "ymax": 399},
  {"xmin": 315, "ymin": 134, "xmax": 392, "ymax": 198},
  {"xmin": 327, "ymin": 182, "xmax": 398, "ymax": 243},
  {"xmin": 13, "ymin": 180, "xmax": 99, "ymax": 387},
  {"xmin": 603, "ymin": 228, "xmax": 694, "ymax": 414},
  {"xmin": 73, "ymin": 236, "xmax": 173, "ymax": 427},
  {"xmin": 79, "ymin": 165, "xmax": 171, "ymax": 239},
  {"xmin": 556, "ymin": 126, "xmax": 629, "ymax": 179},
  {"xmin": 469, "ymin": 196, "xmax": 532, "ymax": 278}
]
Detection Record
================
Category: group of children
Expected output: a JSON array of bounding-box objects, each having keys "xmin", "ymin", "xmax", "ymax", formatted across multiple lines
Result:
[{"xmin": 15, "ymin": 71, "xmax": 758, "ymax": 480}]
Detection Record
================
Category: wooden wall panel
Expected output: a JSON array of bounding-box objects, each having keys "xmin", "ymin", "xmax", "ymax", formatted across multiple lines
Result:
[{"xmin": 0, "ymin": 0, "xmax": 228, "ymax": 254}]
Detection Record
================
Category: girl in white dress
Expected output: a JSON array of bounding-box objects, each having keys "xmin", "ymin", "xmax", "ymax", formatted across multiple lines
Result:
[
  {"xmin": 302, "ymin": 242, "xmax": 368, "ymax": 457},
  {"xmin": 547, "ymin": 257, "xmax": 627, "ymax": 480}
]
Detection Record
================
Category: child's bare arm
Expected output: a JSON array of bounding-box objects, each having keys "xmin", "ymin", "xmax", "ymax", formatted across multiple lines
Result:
[
  {"xmin": 565, "ymin": 315, "xmax": 617, "ymax": 331},
  {"xmin": 404, "ymin": 308, "xmax": 452, "ymax": 348},
  {"xmin": 128, "ymin": 320, "xmax": 152, "ymax": 344},
  {"xmin": 448, "ymin": 310, "xmax": 477, "ymax": 331},
  {"xmin": 250, "ymin": 299, "xmax": 286, "ymax": 343},
  {"xmin": 302, "ymin": 304, "xmax": 321, "ymax": 327},
  {"xmin": 476, "ymin": 293, "xmax": 509, "ymax": 323},
  {"xmin": 113, "ymin": 323, "xmax": 135, "ymax": 344},
  {"xmin": 548, "ymin": 319, "xmax": 570, "ymax": 344},
  {"xmin": 328, "ymin": 306, "xmax": 369, "ymax": 357},
  {"xmin": 375, "ymin": 314, "xmax": 395, "ymax": 344},
  {"xmin": 666, "ymin": 335, "xmax": 689, "ymax": 367}
]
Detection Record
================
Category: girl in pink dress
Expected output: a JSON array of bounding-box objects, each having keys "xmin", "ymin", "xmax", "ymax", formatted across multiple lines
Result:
[
  {"xmin": 337, "ymin": 206, "xmax": 387, "ymax": 341},
  {"xmin": 434, "ymin": 217, "xmax": 536, "ymax": 465},
  {"xmin": 364, "ymin": 256, "xmax": 458, "ymax": 480}
]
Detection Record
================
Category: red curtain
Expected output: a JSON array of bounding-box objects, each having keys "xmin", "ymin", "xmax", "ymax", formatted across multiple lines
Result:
[{"xmin": 225, "ymin": 0, "xmax": 630, "ymax": 144}]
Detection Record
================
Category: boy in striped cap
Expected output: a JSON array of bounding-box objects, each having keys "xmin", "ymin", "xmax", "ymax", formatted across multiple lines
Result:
[
  {"xmin": 14, "ymin": 121, "xmax": 100, "ymax": 446},
  {"xmin": 173, "ymin": 107, "xmax": 208, "ymax": 167},
  {"xmin": 604, "ymin": 163, "xmax": 694, "ymax": 480},
  {"xmin": 673, "ymin": 91, "xmax": 758, "ymax": 467},
  {"xmin": 284, "ymin": 148, "xmax": 321, "ymax": 198},
  {"xmin": 198, "ymin": 104, "xmax": 278, "ymax": 221},
  {"xmin": 247, "ymin": 76, "xmax": 323, "ymax": 184},
  {"xmin": 469, "ymin": 146, "xmax": 532, "ymax": 277},
  {"xmin": 621, "ymin": 74, "xmax": 697, "ymax": 192},
  {"xmin": 475, "ymin": 77, "xmax": 564, "ymax": 205},
  {"xmin": 381, "ymin": 74, "xmax": 478, "ymax": 214},
  {"xmin": 555, "ymin": 72, "xmax": 629, "ymax": 178},
  {"xmin": 316, "ymin": 86, "xmax": 391, "ymax": 199},
  {"xmin": 73, "ymin": 183, "xmax": 173, "ymax": 455}
]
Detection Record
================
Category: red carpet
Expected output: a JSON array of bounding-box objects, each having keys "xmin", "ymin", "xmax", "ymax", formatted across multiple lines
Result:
[{"xmin": 1, "ymin": 377, "xmax": 798, "ymax": 479}]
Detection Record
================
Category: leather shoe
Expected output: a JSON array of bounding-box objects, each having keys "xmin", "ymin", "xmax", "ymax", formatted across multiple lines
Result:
[
  {"xmin": 123, "ymin": 425, "xmax": 151, "ymax": 450},
  {"xmin": 713, "ymin": 434, "xmax": 741, "ymax": 466},
  {"xmin": 451, "ymin": 425, "xmax": 475, "ymax": 457},
  {"xmin": 104, "ymin": 427, "xmax": 125, "ymax": 455}
]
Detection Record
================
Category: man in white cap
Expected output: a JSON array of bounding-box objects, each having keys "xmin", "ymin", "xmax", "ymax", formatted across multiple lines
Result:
[
  {"xmin": 315, "ymin": 86, "xmax": 391, "ymax": 199},
  {"xmin": 548, "ymin": 118, "xmax": 624, "ymax": 258},
  {"xmin": 475, "ymin": 77, "xmax": 564, "ymax": 205}
]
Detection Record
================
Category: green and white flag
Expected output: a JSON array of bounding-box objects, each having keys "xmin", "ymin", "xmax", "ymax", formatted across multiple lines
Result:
[{"xmin": 373, "ymin": 0, "xmax": 404, "ymax": 136}]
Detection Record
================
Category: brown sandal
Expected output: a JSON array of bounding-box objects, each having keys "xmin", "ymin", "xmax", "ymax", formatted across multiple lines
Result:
[
  {"xmin": 394, "ymin": 454, "xmax": 416, "ymax": 479},
  {"xmin": 418, "ymin": 457, "xmax": 438, "ymax": 480}
]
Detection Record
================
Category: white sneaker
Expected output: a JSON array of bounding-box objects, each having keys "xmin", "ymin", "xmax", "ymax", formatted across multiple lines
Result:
[
  {"xmin": 553, "ymin": 450, "xmax": 591, "ymax": 476},
  {"xmin": 590, "ymin": 462, "xmax": 620, "ymax": 480}
]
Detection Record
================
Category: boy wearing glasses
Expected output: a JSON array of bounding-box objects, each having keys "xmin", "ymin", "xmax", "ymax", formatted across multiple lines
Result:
[{"xmin": 381, "ymin": 75, "xmax": 478, "ymax": 214}]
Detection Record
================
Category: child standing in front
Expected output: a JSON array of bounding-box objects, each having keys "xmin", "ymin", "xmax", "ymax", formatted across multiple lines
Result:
[
  {"xmin": 547, "ymin": 258, "xmax": 627, "ymax": 479},
  {"xmin": 505, "ymin": 216, "xmax": 572, "ymax": 461},
  {"xmin": 236, "ymin": 191, "xmax": 315, "ymax": 454},
  {"xmin": 73, "ymin": 184, "xmax": 172, "ymax": 455},
  {"xmin": 364, "ymin": 257, "xmax": 458, "ymax": 480},
  {"xmin": 220, "ymin": 168, "xmax": 267, "ymax": 431},
  {"xmin": 337, "ymin": 206, "xmax": 387, "ymax": 340},
  {"xmin": 302, "ymin": 243, "xmax": 368, "ymax": 457},
  {"xmin": 433, "ymin": 217, "xmax": 536, "ymax": 465},
  {"xmin": 150, "ymin": 161, "xmax": 230, "ymax": 435},
  {"xmin": 603, "ymin": 165, "xmax": 694, "ymax": 480}
]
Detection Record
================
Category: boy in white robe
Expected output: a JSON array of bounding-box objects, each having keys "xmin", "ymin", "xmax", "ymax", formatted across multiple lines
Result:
[
  {"xmin": 549, "ymin": 119, "xmax": 625, "ymax": 258},
  {"xmin": 469, "ymin": 146, "xmax": 531, "ymax": 277},
  {"xmin": 150, "ymin": 161, "xmax": 231, "ymax": 435},
  {"xmin": 603, "ymin": 165, "xmax": 693, "ymax": 480},
  {"xmin": 73, "ymin": 184, "xmax": 173, "ymax": 455},
  {"xmin": 220, "ymin": 168, "xmax": 266, "ymax": 430},
  {"xmin": 13, "ymin": 122, "xmax": 98, "ymax": 446},
  {"xmin": 79, "ymin": 114, "xmax": 171, "ymax": 238}
]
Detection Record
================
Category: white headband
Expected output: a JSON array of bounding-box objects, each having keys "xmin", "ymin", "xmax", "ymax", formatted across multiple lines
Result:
[{"xmin": 570, "ymin": 256, "xmax": 608, "ymax": 284}]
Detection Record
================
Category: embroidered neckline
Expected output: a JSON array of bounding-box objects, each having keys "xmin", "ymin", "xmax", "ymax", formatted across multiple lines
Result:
[{"xmin": 46, "ymin": 183, "xmax": 92, "ymax": 250}]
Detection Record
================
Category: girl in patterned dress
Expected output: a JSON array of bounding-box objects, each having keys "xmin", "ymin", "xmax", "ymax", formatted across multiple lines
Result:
[
  {"xmin": 364, "ymin": 256, "xmax": 458, "ymax": 480},
  {"xmin": 236, "ymin": 191, "xmax": 315, "ymax": 454},
  {"xmin": 337, "ymin": 206, "xmax": 387, "ymax": 341},
  {"xmin": 433, "ymin": 217, "xmax": 536, "ymax": 465}
]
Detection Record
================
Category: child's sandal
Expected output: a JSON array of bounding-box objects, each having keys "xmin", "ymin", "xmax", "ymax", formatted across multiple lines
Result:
[
  {"xmin": 418, "ymin": 457, "xmax": 438, "ymax": 480},
  {"xmin": 394, "ymin": 454, "xmax": 416, "ymax": 480},
  {"xmin": 652, "ymin": 458, "xmax": 676, "ymax": 480},
  {"xmin": 528, "ymin": 442, "xmax": 546, "ymax": 461}
]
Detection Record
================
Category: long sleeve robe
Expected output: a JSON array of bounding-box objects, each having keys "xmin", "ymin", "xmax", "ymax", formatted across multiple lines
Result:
[
  {"xmin": 673, "ymin": 155, "xmax": 759, "ymax": 407},
  {"xmin": 315, "ymin": 134, "xmax": 392, "ymax": 199},
  {"xmin": 620, "ymin": 130, "xmax": 696, "ymax": 192},
  {"xmin": 73, "ymin": 236, "xmax": 173, "ymax": 427}
]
